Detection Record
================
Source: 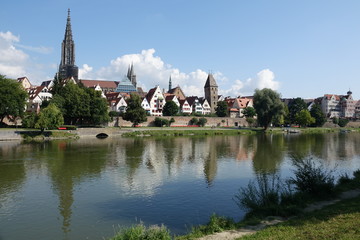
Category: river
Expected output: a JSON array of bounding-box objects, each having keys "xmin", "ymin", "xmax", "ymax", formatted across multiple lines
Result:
[{"xmin": 1, "ymin": 133, "xmax": 360, "ymax": 239}]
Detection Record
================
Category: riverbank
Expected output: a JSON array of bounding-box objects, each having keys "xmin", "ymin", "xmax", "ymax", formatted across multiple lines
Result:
[{"xmin": 1, "ymin": 126, "xmax": 360, "ymax": 141}]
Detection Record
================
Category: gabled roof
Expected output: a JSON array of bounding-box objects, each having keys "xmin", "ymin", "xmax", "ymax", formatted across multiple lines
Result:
[
  {"xmin": 80, "ymin": 79, "xmax": 119, "ymax": 89},
  {"xmin": 323, "ymin": 94, "xmax": 340, "ymax": 101},
  {"xmin": 186, "ymin": 96, "xmax": 199, "ymax": 106},
  {"xmin": 146, "ymin": 86, "xmax": 158, "ymax": 103},
  {"xmin": 204, "ymin": 74, "xmax": 218, "ymax": 88},
  {"xmin": 28, "ymin": 86, "xmax": 46, "ymax": 100},
  {"xmin": 105, "ymin": 92, "xmax": 122, "ymax": 100},
  {"xmin": 41, "ymin": 80, "xmax": 53, "ymax": 87}
]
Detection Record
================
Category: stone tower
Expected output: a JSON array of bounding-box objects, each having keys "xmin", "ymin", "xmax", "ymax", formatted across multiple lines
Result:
[
  {"xmin": 204, "ymin": 73, "xmax": 218, "ymax": 113},
  {"xmin": 58, "ymin": 9, "xmax": 78, "ymax": 81},
  {"xmin": 127, "ymin": 63, "xmax": 137, "ymax": 88}
]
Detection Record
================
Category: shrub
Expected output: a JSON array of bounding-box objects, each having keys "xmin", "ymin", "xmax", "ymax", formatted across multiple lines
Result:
[
  {"xmin": 338, "ymin": 118, "xmax": 349, "ymax": 127},
  {"xmin": 110, "ymin": 224, "xmax": 171, "ymax": 240},
  {"xmin": 289, "ymin": 157, "xmax": 336, "ymax": 199},
  {"xmin": 154, "ymin": 117, "xmax": 169, "ymax": 127},
  {"xmin": 189, "ymin": 117, "xmax": 199, "ymax": 125},
  {"xmin": 233, "ymin": 173, "xmax": 282, "ymax": 216},
  {"xmin": 198, "ymin": 117, "xmax": 207, "ymax": 127}
]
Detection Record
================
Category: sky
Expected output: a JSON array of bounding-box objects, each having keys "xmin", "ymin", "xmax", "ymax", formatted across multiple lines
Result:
[{"xmin": 1, "ymin": 0, "xmax": 360, "ymax": 99}]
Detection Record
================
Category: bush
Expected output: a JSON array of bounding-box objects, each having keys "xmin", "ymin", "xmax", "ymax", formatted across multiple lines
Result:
[
  {"xmin": 189, "ymin": 117, "xmax": 199, "ymax": 125},
  {"xmin": 338, "ymin": 118, "xmax": 349, "ymax": 127},
  {"xmin": 198, "ymin": 117, "xmax": 207, "ymax": 127},
  {"xmin": 154, "ymin": 117, "xmax": 169, "ymax": 127},
  {"xmin": 289, "ymin": 157, "xmax": 336, "ymax": 199},
  {"xmin": 110, "ymin": 224, "xmax": 171, "ymax": 240},
  {"xmin": 233, "ymin": 173, "xmax": 282, "ymax": 216}
]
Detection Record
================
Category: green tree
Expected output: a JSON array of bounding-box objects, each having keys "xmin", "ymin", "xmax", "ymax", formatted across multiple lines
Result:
[
  {"xmin": 242, "ymin": 106, "xmax": 256, "ymax": 118},
  {"xmin": 122, "ymin": 93, "xmax": 147, "ymax": 127},
  {"xmin": 84, "ymin": 88, "xmax": 110, "ymax": 124},
  {"xmin": 283, "ymin": 104, "xmax": 291, "ymax": 126},
  {"xmin": 154, "ymin": 117, "xmax": 169, "ymax": 127},
  {"xmin": 288, "ymin": 97, "xmax": 307, "ymax": 124},
  {"xmin": 310, "ymin": 103, "xmax": 326, "ymax": 127},
  {"xmin": 216, "ymin": 101, "xmax": 228, "ymax": 117},
  {"xmin": 0, "ymin": 75, "xmax": 28, "ymax": 123},
  {"xmin": 162, "ymin": 101, "xmax": 179, "ymax": 116},
  {"xmin": 338, "ymin": 118, "xmax": 349, "ymax": 127},
  {"xmin": 22, "ymin": 112, "xmax": 38, "ymax": 128},
  {"xmin": 35, "ymin": 104, "xmax": 64, "ymax": 132},
  {"xmin": 189, "ymin": 117, "xmax": 199, "ymax": 125},
  {"xmin": 253, "ymin": 88, "xmax": 284, "ymax": 130},
  {"xmin": 295, "ymin": 109, "xmax": 315, "ymax": 127}
]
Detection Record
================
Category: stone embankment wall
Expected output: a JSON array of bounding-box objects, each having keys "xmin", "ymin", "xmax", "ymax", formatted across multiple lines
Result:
[
  {"xmin": 0, "ymin": 130, "xmax": 23, "ymax": 140},
  {"xmin": 109, "ymin": 116, "xmax": 248, "ymax": 128}
]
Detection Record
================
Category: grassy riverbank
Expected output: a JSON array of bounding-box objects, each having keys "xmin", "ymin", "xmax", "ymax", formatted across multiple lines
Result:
[
  {"xmin": 109, "ymin": 164, "xmax": 360, "ymax": 240},
  {"xmin": 20, "ymin": 130, "xmax": 78, "ymax": 141},
  {"xmin": 238, "ymin": 195, "xmax": 360, "ymax": 240}
]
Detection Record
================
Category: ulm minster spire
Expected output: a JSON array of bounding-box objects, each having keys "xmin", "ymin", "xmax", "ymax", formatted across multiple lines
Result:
[{"xmin": 58, "ymin": 8, "xmax": 78, "ymax": 81}]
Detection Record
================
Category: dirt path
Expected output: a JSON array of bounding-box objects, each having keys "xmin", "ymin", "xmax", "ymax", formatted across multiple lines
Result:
[{"xmin": 197, "ymin": 189, "xmax": 360, "ymax": 240}]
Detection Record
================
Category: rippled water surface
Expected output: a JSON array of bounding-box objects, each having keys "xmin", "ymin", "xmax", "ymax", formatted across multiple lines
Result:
[{"xmin": 1, "ymin": 133, "xmax": 360, "ymax": 239}]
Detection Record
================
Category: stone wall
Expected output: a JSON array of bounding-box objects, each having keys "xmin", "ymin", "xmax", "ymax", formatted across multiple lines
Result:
[{"xmin": 108, "ymin": 116, "xmax": 248, "ymax": 128}]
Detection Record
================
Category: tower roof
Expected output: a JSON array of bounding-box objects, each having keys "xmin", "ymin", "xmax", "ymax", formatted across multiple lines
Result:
[
  {"xmin": 64, "ymin": 9, "xmax": 73, "ymax": 42},
  {"xmin": 204, "ymin": 74, "xmax": 218, "ymax": 88}
]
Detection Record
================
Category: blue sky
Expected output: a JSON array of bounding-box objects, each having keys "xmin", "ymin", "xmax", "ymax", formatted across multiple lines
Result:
[{"xmin": 1, "ymin": 0, "xmax": 360, "ymax": 99}]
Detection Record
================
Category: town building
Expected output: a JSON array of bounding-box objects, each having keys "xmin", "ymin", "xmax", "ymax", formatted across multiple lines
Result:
[
  {"xmin": 145, "ymin": 86, "xmax": 165, "ymax": 116},
  {"xmin": 204, "ymin": 73, "xmax": 218, "ymax": 114}
]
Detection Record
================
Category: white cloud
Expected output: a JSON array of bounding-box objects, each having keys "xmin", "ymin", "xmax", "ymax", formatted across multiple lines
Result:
[
  {"xmin": 220, "ymin": 69, "xmax": 280, "ymax": 97},
  {"xmin": 79, "ymin": 48, "xmax": 211, "ymax": 96},
  {"xmin": 0, "ymin": 31, "xmax": 52, "ymax": 83},
  {"xmin": 79, "ymin": 49, "xmax": 281, "ymax": 97}
]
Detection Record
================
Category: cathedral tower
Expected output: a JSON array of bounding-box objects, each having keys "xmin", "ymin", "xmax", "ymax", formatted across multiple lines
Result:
[
  {"xmin": 127, "ymin": 63, "xmax": 137, "ymax": 88},
  {"xmin": 58, "ymin": 9, "xmax": 78, "ymax": 81},
  {"xmin": 204, "ymin": 73, "xmax": 218, "ymax": 113}
]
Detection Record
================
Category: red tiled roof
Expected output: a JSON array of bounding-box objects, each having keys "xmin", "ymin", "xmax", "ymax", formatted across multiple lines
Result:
[{"xmin": 80, "ymin": 79, "xmax": 119, "ymax": 89}]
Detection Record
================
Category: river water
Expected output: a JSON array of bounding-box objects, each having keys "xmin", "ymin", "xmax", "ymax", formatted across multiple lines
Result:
[{"xmin": 1, "ymin": 133, "xmax": 360, "ymax": 239}]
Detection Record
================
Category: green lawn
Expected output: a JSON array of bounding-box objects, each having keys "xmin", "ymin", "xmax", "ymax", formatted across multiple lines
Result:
[{"xmin": 238, "ymin": 196, "xmax": 360, "ymax": 240}]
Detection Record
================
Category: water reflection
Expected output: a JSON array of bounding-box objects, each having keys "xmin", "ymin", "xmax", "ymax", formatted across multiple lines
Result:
[{"xmin": 1, "ymin": 133, "xmax": 360, "ymax": 239}]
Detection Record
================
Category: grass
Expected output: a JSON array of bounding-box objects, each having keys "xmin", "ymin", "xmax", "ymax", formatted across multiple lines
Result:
[
  {"xmin": 20, "ymin": 130, "xmax": 78, "ymax": 141},
  {"xmin": 110, "ymin": 223, "xmax": 171, "ymax": 240},
  {"xmin": 238, "ymin": 195, "xmax": 360, "ymax": 240}
]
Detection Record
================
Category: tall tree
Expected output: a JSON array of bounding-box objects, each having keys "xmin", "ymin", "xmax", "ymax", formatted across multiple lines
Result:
[
  {"xmin": 310, "ymin": 103, "xmax": 326, "ymax": 127},
  {"xmin": 295, "ymin": 109, "xmax": 315, "ymax": 127},
  {"xmin": 288, "ymin": 97, "xmax": 307, "ymax": 124},
  {"xmin": 0, "ymin": 75, "xmax": 28, "ymax": 123},
  {"xmin": 216, "ymin": 101, "xmax": 228, "ymax": 117},
  {"xmin": 35, "ymin": 104, "xmax": 64, "ymax": 132},
  {"xmin": 163, "ymin": 101, "xmax": 179, "ymax": 116},
  {"xmin": 253, "ymin": 88, "xmax": 284, "ymax": 130},
  {"xmin": 84, "ymin": 88, "xmax": 110, "ymax": 124},
  {"xmin": 122, "ymin": 93, "xmax": 147, "ymax": 127}
]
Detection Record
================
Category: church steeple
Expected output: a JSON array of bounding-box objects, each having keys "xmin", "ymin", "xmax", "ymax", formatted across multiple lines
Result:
[
  {"xmin": 58, "ymin": 8, "xmax": 78, "ymax": 81},
  {"xmin": 127, "ymin": 63, "xmax": 137, "ymax": 88},
  {"xmin": 168, "ymin": 75, "xmax": 172, "ymax": 92}
]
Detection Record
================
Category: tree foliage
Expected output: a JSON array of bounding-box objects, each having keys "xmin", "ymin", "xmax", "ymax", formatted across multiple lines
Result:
[
  {"xmin": 295, "ymin": 109, "xmax": 315, "ymax": 127},
  {"xmin": 242, "ymin": 107, "xmax": 256, "ymax": 118},
  {"xmin": 22, "ymin": 112, "xmax": 38, "ymax": 128},
  {"xmin": 288, "ymin": 98, "xmax": 307, "ymax": 124},
  {"xmin": 162, "ymin": 101, "xmax": 179, "ymax": 116},
  {"xmin": 0, "ymin": 75, "xmax": 28, "ymax": 123},
  {"xmin": 50, "ymin": 82, "xmax": 109, "ymax": 125},
  {"xmin": 198, "ymin": 117, "xmax": 207, "ymax": 127},
  {"xmin": 122, "ymin": 93, "xmax": 147, "ymax": 127},
  {"xmin": 35, "ymin": 104, "xmax": 64, "ymax": 132},
  {"xmin": 310, "ymin": 103, "xmax": 326, "ymax": 127},
  {"xmin": 216, "ymin": 101, "xmax": 228, "ymax": 117},
  {"xmin": 253, "ymin": 88, "xmax": 284, "ymax": 130}
]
